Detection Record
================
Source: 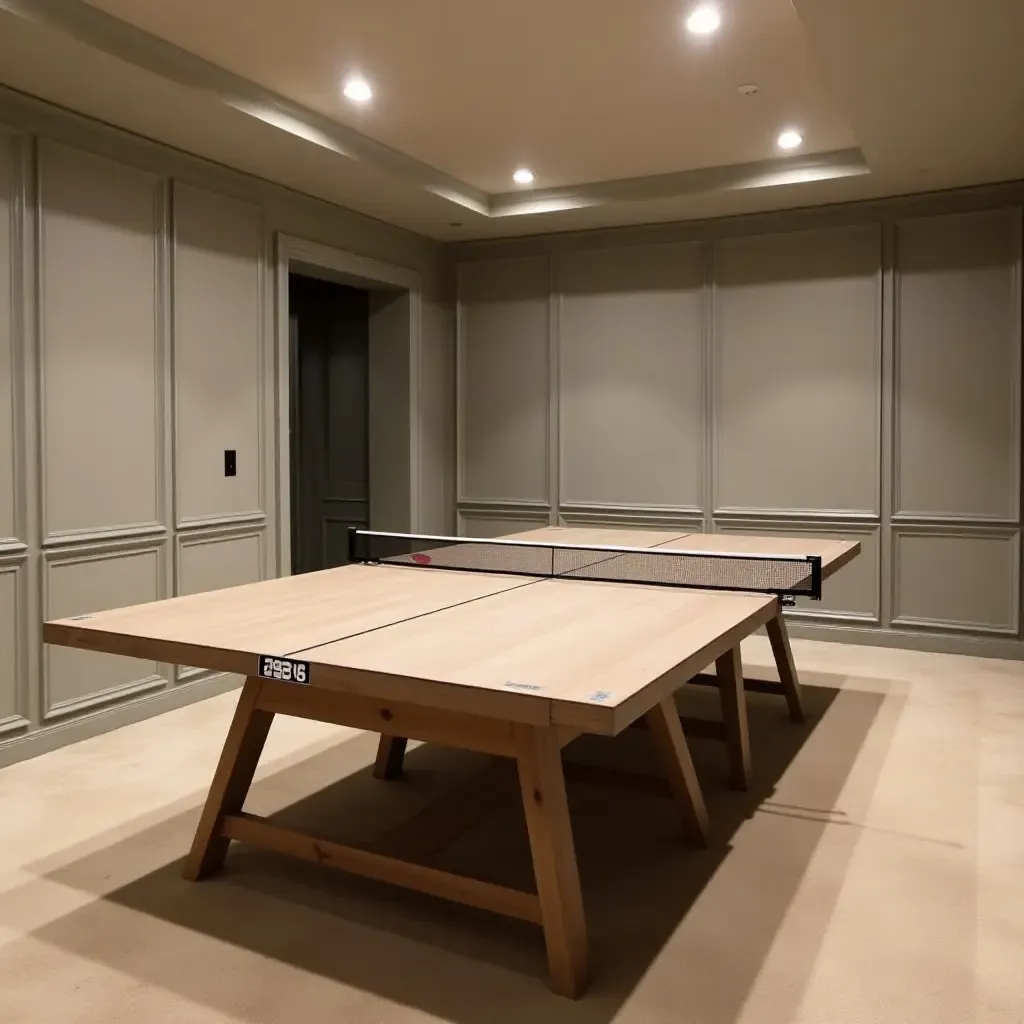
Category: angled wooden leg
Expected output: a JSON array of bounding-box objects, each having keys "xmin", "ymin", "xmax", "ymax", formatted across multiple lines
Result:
[
  {"xmin": 645, "ymin": 697, "xmax": 709, "ymax": 846},
  {"xmin": 514, "ymin": 724, "xmax": 589, "ymax": 999},
  {"xmin": 183, "ymin": 677, "xmax": 275, "ymax": 881},
  {"xmin": 716, "ymin": 646, "xmax": 752, "ymax": 791},
  {"xmin": 767, "ymin": 611, "xmax": 804, "ymax": 723},
  {"xmin": 373, "ymin": 735, "xmax": 408, "ymax": 780}
]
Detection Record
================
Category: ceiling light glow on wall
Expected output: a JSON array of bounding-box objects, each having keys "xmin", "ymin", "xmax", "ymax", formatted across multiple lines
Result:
[
  {"xmin": 513, "ymin": 167, "xmax": 535, "ymax": 185},
  {"xmin": 776, "ymin": 128, "xmax": 804, "ymax": 150},
  {"xmin": 686, "ymin": 4, "xmax": 721, "ymax": 35},
  {"xmin": 342, "ymin": 74, "xmax": 373, "ymax": 104}
]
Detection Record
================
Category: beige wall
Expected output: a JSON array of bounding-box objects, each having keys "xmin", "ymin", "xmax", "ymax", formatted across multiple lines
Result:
[
  {"xmin": 452, "ymin": 195, "xmax": 1024, "ymax": 656},
  {"xmin": 0, "ymin": 86, "xmax": 454, "ymax": 766},
  {"xmin": 3, "ymin": 79, "xmax": 1024, "ymax": 767}
]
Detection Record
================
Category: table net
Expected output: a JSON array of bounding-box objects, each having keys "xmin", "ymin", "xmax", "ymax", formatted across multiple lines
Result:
[{"xmin": 347, "ymin": 530, "xmax": 822, "ymax": 600}]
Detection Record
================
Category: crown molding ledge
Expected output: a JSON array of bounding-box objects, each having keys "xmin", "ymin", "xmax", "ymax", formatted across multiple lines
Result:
[
  {"xmin": 0, "ymin": 0, "xmax": 489, "ymax": 212},
  {"xmin": 0, "ymin": 0, "xmax": 873, "ymax": 221}
]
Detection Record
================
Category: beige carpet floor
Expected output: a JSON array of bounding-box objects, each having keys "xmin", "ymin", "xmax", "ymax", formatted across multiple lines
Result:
[{"xmin": 1, "ymin": 634, "xmax": 1022, "ymax": 1024}]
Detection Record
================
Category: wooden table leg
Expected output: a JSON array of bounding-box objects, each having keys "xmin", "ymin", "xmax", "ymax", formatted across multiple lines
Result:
[
  {"xmin": 716, "ymin": 646, "xmax": 752, "ymax": 791},
  {"xmin": 373, "ymin": 735, "xmax": 408, "ymax": 780},
  {"xmin": 645, "ymin": 697, "xmax": 709, "ymax": 845},
  {"xmin": 767, "ymin": 612, "xmax": 804, "ymax": 723},
  {"xmin": 183, "ymin": 677, "xmax": 275, "ymax": 881},
  {"xmin": 514, "ymin": 724, "xmax": 589, "ymax": 999}
]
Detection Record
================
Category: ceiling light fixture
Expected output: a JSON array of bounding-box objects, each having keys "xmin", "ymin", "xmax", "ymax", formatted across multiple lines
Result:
[
  {"xmin": 513, "ymin": 167, "xmax": 535, "ymax": 186},
  {"xmin": 342, "ymin": 73, "xmax": 373, "ymax": 104},
  {"xmin": 776, "ymin": 128, "xmax": 804, "ymax": 150},
  {"xmin": 685, "ymin": 4, "xmax": 721, "ymax": 35}
]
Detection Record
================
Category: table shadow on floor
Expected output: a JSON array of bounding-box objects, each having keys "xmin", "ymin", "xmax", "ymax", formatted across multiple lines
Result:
[{"xmin": 20, "ymin": 675, "xmax": 891, "ymax": 1024}]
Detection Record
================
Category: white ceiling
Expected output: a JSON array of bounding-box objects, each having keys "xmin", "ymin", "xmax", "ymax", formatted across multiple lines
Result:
[{"xmin": 0, "ymin": 0, "xmax": 1022, "ymax": 240}]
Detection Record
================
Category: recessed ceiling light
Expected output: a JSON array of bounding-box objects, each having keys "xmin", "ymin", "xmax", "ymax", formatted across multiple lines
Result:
[
  {"xmin": 513, "ymin": 167, "xmax": 535, "ymax": 186},
  {"xmin": 686, "ymin": 4, "xmax": 721, "ymax": 35},
  {"xmin": 776, "ymin": 128, "xmax": 803, "ymax": 151},
  {"xmin": 342, "ymin": 74, "xmax": 373, "ymax": 104},
  {"xmin": 737, "ymin": 83, "xmax": 759, "ymax": 96}
]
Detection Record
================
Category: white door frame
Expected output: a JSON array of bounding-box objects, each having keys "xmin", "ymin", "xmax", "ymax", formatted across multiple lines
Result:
[{"xmin": 273, "ymin": 233, "xmax": 422, "ymax": 576}]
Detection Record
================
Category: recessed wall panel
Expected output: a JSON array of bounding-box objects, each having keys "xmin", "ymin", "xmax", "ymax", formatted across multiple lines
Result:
[
  {"xmin": 714, "ymin": 520, "xmax": 880, "ymax": 620},
  {"xmin": 0, "ymin": 562, "xmax": 23, "ymax": 728},
  {"xmin": 559, "ymin": 243, "xmax": 704, "ymax": 508},
  {"xmin": 174, "ymin": 183, "xmax": 261, "ymax": 523},
  {"xmin": 458, "ymin": 509, "xmax": 550, "ymax": 538},
  {"xmin": 44, "ymin": 544, "xmax": 165, "ymax": 717},
  {"xmin": 893, "ymin": 528, "xmax": 1019, "ymax": 633},
  {"xmin": 714, "ymin": 225, "xmax": 881, "ymax": 514},
  {"xmin": 458, "ymin": 257, "xmax": 549, "ymax": 503},
  {"xmin": 894, "ymin": 210, "xmax": 1020, "ymax": 520},
  {"xmin": 0, "ymin": 133, "xmax": 16, "ymax": 542},
  {"xmin": 177, "ymin": 530, "xmax": 262, "ymax": 597},
  {"xmin": 39, "ymin": 142, "xmax": 162, "ymax": 537}
]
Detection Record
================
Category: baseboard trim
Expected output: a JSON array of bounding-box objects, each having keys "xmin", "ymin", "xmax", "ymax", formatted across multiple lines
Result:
[
  {"xmin": 785, "ymin": 619, "xmax": 1024, "ymax": 661},
  {"xmin": 0, "ymin": 672, "xmax": 243, "ymax": 769}
]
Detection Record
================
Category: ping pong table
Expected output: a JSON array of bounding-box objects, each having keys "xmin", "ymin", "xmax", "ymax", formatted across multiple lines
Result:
[{"xmin": 42, "ymin": 525, "xmax": 858, "ymax": 999}]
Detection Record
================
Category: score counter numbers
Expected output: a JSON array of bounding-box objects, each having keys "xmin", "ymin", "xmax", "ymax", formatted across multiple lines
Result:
[{"xmin": 257, "ymin": 655, "xmax": 310, "ymax": 684}]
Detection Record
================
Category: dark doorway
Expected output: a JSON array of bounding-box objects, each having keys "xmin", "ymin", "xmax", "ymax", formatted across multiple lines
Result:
[{"xmin": 288, "ymin": 273, "xmax": 370, "ymax": 573}]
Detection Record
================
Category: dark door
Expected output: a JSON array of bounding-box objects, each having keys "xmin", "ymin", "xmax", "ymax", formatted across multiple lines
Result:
[{"xmin": 289, "ymin": 273, "xmax": 369, "ymax": 573}]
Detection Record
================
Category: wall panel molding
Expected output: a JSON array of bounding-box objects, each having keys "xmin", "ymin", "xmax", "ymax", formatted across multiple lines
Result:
[
  {"xmin": 560, "ymin": 503, "xmax": 703, "ymax": 531},
  {"xmin": 41, "ymin": 536, "xmax": 168, "ymax": 721},
  {"xmin": 890, "ymin": 512, "xmax": 1021, "ymax": 528},
  {"xmin": 451, "ymin": 206, "xmax": 1024, "ymax": 656},
  {"xmin": 0, "ymin": 669, "xmax": 241, "ymax": 769},
  {"xmin": 157, "ymin": 160, "xmax": 174, "ymax": 584},
  {"xmin": 456, "ymin": 501, "xmax": 551, "ymax": 537},
  {"xmin": 176, "ymin": 510, "xmax": 266, "ymax": 532},
  {"xmin": 711, "ymin": 224, "xmax": 883, "ymax": 518},
  {"xmin": 555, "ymin": 242, "xmax": 705, "ymax": 509},
  {"xmin": 548, "ymin": 257, "xmax": 560, "ymax": 524},
  {"xmin": 43, "ymin": 672, "xmax": 167, "ymax": 722},
  {"xmin": 892, "ymin": 208, "xmax": 1022, "ymax": 522},
  {"xmin": 456, "ymin": 255, "xmax": 552, "ymax": 506},
  {"xmin": 0, "ymin": 128, "xmax": 13, "ymax": 545},
  {"xmin": 0, "ymin": 558, "xmax": 30, "ymax": 735},
  {"xmin": 456, "ymin": 499, "xmax": 551, "ymax": 513},
  {"xmin": 713, "ymin": 507, "xmax": 882, "ymax": 523},
  {"xmin": 891, "ymin": 523, "xmax": 1020, "ymax": 635},
  {"xmin": 713, "ymin": 516, "xmax": 882, "ymax": 624},
  {"xmin": 173, "ymin": 181, "xmax": 264, "ymax": 524},
  {"xmin": 36, "ymin": 140, "xmax": 167, "ymax": 541},
  {"xmin": 879, "ymin": 221, "xmax": 897, "ymax": 630},
  {"xmin": 173, "ymin": 523, "xmax": 265, "ymax": 585},
  {"xmin": 0, "ymin": 128, "xmax": 30, "ymax": 551},
  {"xmin": 173, "ymin": 525, "xmax": 264, "ymax": 680},
  {"xmin": 700, "ymin": 238, "xmax": 714, "ymax": 533},
  {"xmin": 43, "ymin": 522, "xmax": 167, "ymax": 548}
]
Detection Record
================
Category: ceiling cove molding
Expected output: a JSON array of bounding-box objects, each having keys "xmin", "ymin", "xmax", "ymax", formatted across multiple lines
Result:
[
  {"xmin": 0, "ymin": 0, "xmax": 489, "ymax": 213},
  {"xmin": 488, "ymin": 148, "xmax": 871, "ymax": 218},
  {"xmin": 1, "ymin": 0, "xmax": 872, "ymax": 220}
]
